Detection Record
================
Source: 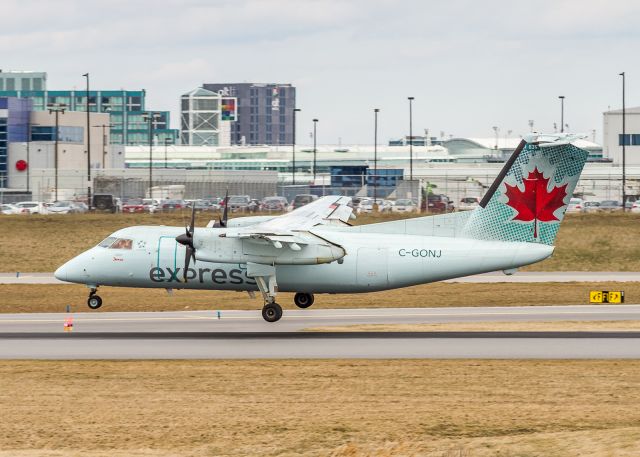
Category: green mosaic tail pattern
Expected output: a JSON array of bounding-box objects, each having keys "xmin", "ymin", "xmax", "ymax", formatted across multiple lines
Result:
[{"xmin": 461, "ymin": 137, "xmax": 589, "ymax": 245}]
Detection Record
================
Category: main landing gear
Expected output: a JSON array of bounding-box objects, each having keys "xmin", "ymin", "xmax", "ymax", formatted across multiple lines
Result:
[
  {"xmin": 248, "ymin": 263, "xmax": 283, "ymax": 323},
  {"xmin": 87, "ymin": 288, "xmax": 103, "ymax": 310},
  {"xmin": 294, "ymin": 292, "xmax": 314, "ymax": 309},
  {"xmin": 247, "ymin": 264, "xmax": 315, "ymax": 322}
]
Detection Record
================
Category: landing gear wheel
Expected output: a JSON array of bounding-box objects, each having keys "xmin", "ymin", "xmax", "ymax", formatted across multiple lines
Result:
[
  {"xmin": 87, "ymin": 295, "xmax": 103, "ymax": 310},
  {"xmin": 262, "ymin": 302, "xmax": 283, "ymax": 322},
  {"xmin": 294, "ymin": 293, "xmax": 314, "ymax": 309}
]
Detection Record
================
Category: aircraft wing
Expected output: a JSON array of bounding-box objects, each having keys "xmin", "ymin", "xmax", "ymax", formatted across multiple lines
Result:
[{"xmin": 223, "ymin": 196, "xmax": 353, "ymax": 248}]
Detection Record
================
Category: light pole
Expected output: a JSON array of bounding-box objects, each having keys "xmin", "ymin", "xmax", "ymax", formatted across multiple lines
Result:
[
  {"xmin": 312, "ymin": 118, "xmax": 318, "ymax": 182},
  {"xmin": 408, "ymin": 97, "xmax": 415, "ymax": 181},
  {"xmin": 164, "ymin": 137, "xmax": 173, "ymax": 169},
  {"xmin": 93, "ymin": 124, "xmax": 114, "ymax": 168},
  {"xmin": 373, "ymin": 108, "xmax": 379, "ymax": 206},
  {"xmin": 559, "ymin": 95, "xmax": 565, "ymax": 133},
  {"xmin": 47, "ymin": 103, "xmax": 66, "ymax": 202},
  {"xmin": 292, "ymin": 108, "xmax": 301, "ymax": 184},
  {"xmin": 142, "ymin": 112, "xmax": 161, "ymax": 197},
  {"xmin": 26, "ymin": 120, "xmax": 36, "ymax": 194},
  {"xmin": 83, "ymin": 73, "xmax": 92, "ymax": 209},
  {"xmin": 620, "ymin": 72, "xmax": 626, "ymax": 211}
]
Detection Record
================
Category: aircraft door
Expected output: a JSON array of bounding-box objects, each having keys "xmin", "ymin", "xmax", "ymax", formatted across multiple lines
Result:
[
  {"xmin": 356, "ymin": 248, "xmax": 388, "ymax": 287},
  {"xmin": 156, "ymin": 235, "xmax": 179, "ymax": 270}
]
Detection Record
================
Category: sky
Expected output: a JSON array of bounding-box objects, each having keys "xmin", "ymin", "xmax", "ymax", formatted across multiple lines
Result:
[{"xmin": 2, "ymin": 0, "xmax": 639, "ymax": 145}]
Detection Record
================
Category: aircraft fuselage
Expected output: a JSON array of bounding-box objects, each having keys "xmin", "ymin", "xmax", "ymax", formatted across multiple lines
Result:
[{"xmin": 56, "ymin": 225, "xmax": 553, "ymax": 293}]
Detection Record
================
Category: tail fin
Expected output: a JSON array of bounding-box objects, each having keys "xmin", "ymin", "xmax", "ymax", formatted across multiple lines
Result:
[{"xmin": 462, "ymin": 134, "xmax": 588, "ymax": 245}]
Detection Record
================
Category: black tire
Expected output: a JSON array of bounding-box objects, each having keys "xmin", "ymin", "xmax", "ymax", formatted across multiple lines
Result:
[
  {"xmin": 262, "ymin": 302, "xmax": 283, "ymax": 322},
  {"xmin": 294, "ymin": 293, "xmax": 314, "ymax": 309},
  {"xmin": 87, "ymin": 295, "xmax": 103, "ymax": 310}
]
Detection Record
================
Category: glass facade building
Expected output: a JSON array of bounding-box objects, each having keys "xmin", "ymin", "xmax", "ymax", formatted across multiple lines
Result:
[
  {"xmin": 0, "ymin": 89, "xmax": 178, "ymax": 146},
  {"xmin": 202, "ymin": 83, "xmax": 296, "ymax": 146},
  {"xmin": 31, "ymin": 126, "xmax": 84, "ymax": 143},
  {"xmin": 0, "ymin": 97, "xmax": 31, "ymax": 187}
]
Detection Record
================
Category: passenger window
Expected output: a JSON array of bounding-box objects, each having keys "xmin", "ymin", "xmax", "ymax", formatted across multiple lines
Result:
[
  {"xmin": 98, "ymin": 237, "xmax": 117, "ymax": 248},
  {"xmin": 110, "ymin": 238, "xmax": 133, "ymax": 250}
]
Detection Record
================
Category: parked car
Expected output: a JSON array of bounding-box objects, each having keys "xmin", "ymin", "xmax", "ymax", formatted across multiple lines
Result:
[
  {"xmin": 631, "ymin": 200, "xmax": 640, "ymax": 213},
  {"xmin": 15, "ymin": 201, "xmax": 47, "ymax": 214},
  {"xmin": 249, "ymin": 199, "xmax": 261, "ymax": 212},
  {"xmin": 289, "ymin": 194, "xmax": 318, "ymax": 211},
  {"xmin": 392, "ymin": 198, "xmax": 418, "ymax": 213},
  {"xmin": 357, "ymin": 198, "xmax": 392, "ymax": 213},
  {"xmin": 624, "ymin": 196, "xmax": 637, "ymax": 210},
  {"xmin": 583, "ymin": 201, "xmax": 601, "ymax": 213},
  {"xmin": 1, "ymin": 203, "xmax": 24, "ymax": 215},
  {"xmin": 598, "ymin": 200, "xmax": 622, "ymax": 212},
  {"xmin": 160, "ymin": 199, "xmax": 186, "ymax": 211},
  {"xmin": 123, "ymin": 198, "xmax": 145, "ymax": 213},
  {"xmin": 459, "ymin": 196, "xmax": 480, "ymax": 211},
  {"xmin": 143, "ymin": 198, "xmax": 160, "ymax": 213},
  {"xmin": 261, "ymin": 196, "xmax": 288, "ymax": 211},
  {"xmin": 425, "ymin": 194, "xmax": 454, "ymax": 213},
  {"xmin": 93, "ymin": 194, "xmax": 121, "ymax": 213},
  {"xmin": 205, "ymin": 197, "xmax": 224, "ymax": 211},
  {"xmin": 227, "ymin": 195, "xmax": 253, "ymax": 212},
  {"xmin": 47, "ymin": 200, "xmax": 79, "ymax": 214},
  {"xmin": 190, "ymin": 199, "xmax": 213, "ymax": 212},
  {"xmin": 566, "ymin": 197, "xmax": 585, "ymax": 213}
]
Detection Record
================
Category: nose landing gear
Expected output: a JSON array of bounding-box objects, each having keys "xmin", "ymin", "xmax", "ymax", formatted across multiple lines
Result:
[
  {"xmin": 87, "ymin": 288, "xmax": 103, "ymax": 310},
  {"xmin": 248, "ymin": 263, "xmax": 283, "ymax": 323},
  {"xmin": 262, "ymin": 302, "xmax": 283, "ymax": 322}
]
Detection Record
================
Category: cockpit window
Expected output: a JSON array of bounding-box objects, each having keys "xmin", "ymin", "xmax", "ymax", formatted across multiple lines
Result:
[
  {"xmin": 110, "ymin": 238, "xmax": 133, "ymax": 250},
  {"xmin": 98, "ymin": 237, "xmax": 133, "ymax": 249},
  {"xmin": 98, "ymin": 237, "xmax": 117, "ymax": 248}
]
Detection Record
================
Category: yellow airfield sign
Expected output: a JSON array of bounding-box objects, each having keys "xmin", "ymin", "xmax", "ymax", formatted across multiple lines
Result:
[{"xmin": 589, "ymin": 291, "xmax": 624, "ymax": 304}]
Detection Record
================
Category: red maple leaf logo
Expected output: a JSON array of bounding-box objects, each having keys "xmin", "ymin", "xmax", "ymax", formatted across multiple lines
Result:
[{"xmin": 504, "ymin": 167, "xmax": 568, "ymax": 238}]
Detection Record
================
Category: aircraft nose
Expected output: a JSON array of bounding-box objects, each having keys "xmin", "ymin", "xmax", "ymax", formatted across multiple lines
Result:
[
  {"xmin": 54, "ymin": 255, "xmax": 89, "ymax": 284},
  {"xmin": 54, "ymin": 262, "xmax": 69, "ymax": 282}
]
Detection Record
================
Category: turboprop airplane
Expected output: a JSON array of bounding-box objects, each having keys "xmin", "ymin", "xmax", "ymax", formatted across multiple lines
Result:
[{"xmin": 55, "ymin": 133, "xmax": 589, "ymax": 322}]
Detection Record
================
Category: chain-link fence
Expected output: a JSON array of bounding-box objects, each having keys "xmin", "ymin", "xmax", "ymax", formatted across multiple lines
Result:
[{"xmin": 1, "ymin": 167, "xmax": 637, "ymax": 208}]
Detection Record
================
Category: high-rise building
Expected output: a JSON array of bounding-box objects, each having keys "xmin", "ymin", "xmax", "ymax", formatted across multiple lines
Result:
[
  {"xmin": 0, "ymin": 70, "xmax": 47, "ymax": 91},
  {"xmin": 202, "ymin": 83, "xmax": 296, "ymax": 146}
]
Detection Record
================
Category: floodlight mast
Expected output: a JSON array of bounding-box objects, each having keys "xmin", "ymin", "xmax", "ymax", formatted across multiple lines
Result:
[
  {"xmin": 47, "ymin": 103, "xmax": 67, "ymax": 202},
  {"xmin": 142, "ymin": 112, "xmax": 162, "ymax": 197}
]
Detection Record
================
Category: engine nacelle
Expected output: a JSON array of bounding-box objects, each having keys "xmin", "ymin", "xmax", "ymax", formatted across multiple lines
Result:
[{"xmin": 194, "ymin": 232, "xmax": 346, "ymax": 265}]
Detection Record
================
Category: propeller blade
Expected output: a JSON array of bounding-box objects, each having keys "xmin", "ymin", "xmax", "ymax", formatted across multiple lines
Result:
[
  {"xmin": 220, "ymin": 189, "xmax": 229, "ymax": 228},
  {"xmin": 189, "ymin": 202, "xmax": 196, "ymax": 235},
  {"xmin": 177, "ymin": 204, "xmax": 198, "ymax": 282},
  {"xmin": 183, "ymin": 245, "xmax": 193, "ymax": 282}
]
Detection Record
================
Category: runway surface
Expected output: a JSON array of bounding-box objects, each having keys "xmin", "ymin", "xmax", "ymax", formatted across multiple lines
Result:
[
  {"xmin": 2, "ymin": 271, "xmax": 640, "ymax": 284},
  {"xmin": 1, "ymin": 306, "xmax": 639, "ymax": 359}
]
